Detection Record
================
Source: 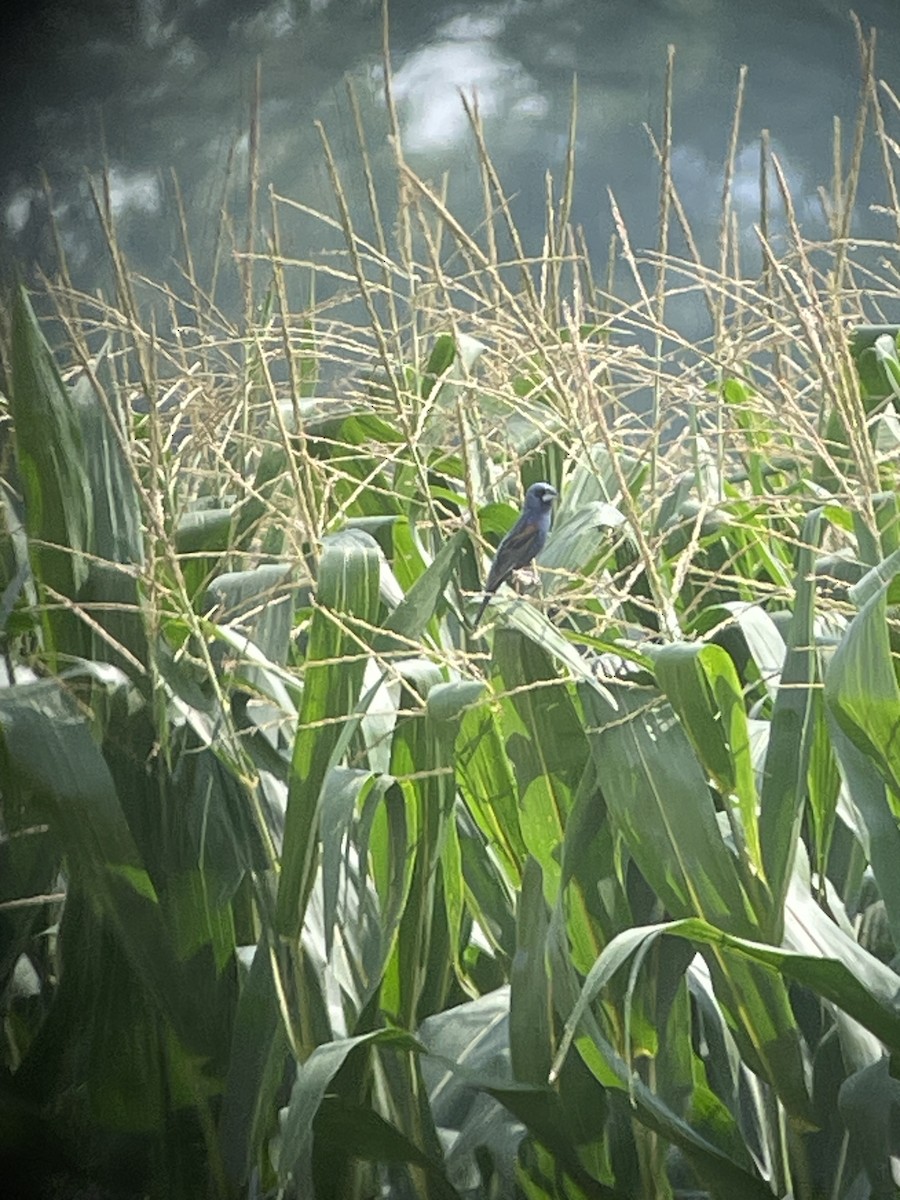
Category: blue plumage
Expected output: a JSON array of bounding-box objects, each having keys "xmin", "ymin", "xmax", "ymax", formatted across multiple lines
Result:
[{"xmin": 473, "ymin": 481, "xmax": 557, "ymax": 626}]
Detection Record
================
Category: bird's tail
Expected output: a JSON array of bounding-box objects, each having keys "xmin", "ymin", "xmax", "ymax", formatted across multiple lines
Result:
[{"xmin": 471, "ymin": 592, "xmax": 491, "ymax": 628}]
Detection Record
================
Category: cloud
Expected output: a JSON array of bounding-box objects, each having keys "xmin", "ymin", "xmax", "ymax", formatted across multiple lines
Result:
[{"xmin": 390, "ymin": 6, "xmax": 547, "ymax": 154}]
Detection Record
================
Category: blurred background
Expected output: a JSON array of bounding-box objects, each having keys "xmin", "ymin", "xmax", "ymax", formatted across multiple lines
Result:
[{"xmin": 4, "ymin": 0, "xmax": 900, "ymax": 311}]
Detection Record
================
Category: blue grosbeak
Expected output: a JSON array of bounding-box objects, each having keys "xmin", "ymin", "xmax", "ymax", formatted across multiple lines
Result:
[{"xmin": 473, "ymin": 481, "xmax": 558, "ymax": 626}]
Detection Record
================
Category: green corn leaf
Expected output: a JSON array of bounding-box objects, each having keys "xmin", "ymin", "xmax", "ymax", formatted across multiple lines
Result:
[
  {"xmin": 826, "ymin": 561, "xmax": 900, "ymax": 800},
  {"xmin": 758, "ymin": 508, "xmax": 824, "ymax": 938},
  {"xmin": 9, "ymin": 286, "xmax": 93, "ymax": 661},
  {"xmin": 277, "ymin": 529, "xmax": 382, "ymax": 938}
]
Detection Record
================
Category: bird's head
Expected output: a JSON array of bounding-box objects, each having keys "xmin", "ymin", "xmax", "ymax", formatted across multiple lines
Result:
[{"xmin": 524, "ymin": 481, "xmax": 558, "ymax": 512}]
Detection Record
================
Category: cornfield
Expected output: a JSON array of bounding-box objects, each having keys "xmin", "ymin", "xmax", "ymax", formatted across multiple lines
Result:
[{"xmin": 4, "ymin": 20, "xmax": 900, "ymax": 1200}]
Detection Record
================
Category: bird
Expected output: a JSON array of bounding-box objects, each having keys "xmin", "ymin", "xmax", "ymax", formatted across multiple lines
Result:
[{"xmin": 472, "ymin": 481, "xmax": 558, "ymax": 626}]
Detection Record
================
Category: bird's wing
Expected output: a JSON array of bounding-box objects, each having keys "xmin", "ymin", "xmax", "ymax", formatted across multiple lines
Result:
[{"xmin": 484, "ymin": 517, "xmax": 541, "ymax": 592}]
